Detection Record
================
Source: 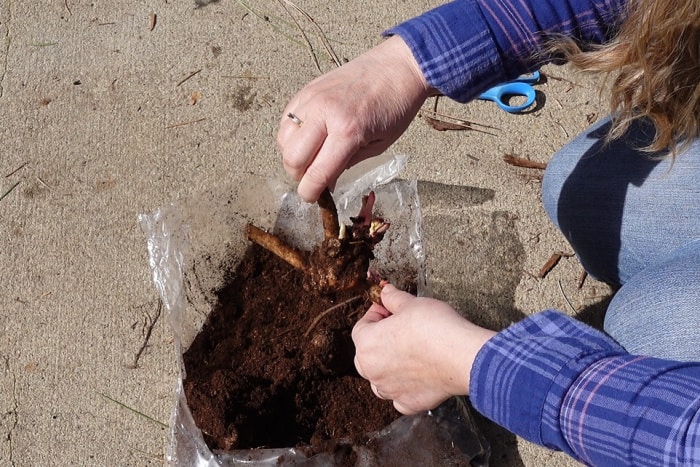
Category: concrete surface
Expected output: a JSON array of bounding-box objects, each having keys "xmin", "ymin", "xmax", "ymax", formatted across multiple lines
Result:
[{"xmin": 0, "ymin": 1, "xmax": 613, "ymax": 465}]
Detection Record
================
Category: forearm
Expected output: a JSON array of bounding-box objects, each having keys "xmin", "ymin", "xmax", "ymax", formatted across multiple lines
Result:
[
  {"xmin": 386, "ymin": 0, "xmax": 627, "ymax": 102},
  {"xmin": 469, "ymin": 310, "xmax": 700, "ymax": 466}
]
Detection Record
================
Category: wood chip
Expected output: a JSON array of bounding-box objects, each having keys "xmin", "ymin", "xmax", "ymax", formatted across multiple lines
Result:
[
  {"xmin": 189, "ymin": 91, "xmax": 202, "ymax": 105},
  {"xmin": 149, "ymin": 13, "xmax": 157, "ymax": 31}
]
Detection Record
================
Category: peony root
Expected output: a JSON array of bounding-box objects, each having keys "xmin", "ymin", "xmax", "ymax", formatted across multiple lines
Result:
[
  {"xmin": 244, "ymin": 224, "xmax": 308, "ymax": 271},
  {"xmin": 245, "ymin": 188, "xmax": 389, "ymax": 304},
  {"xmin": 317, "ymin": 188, "xmax": 340, "ymax": 240}
]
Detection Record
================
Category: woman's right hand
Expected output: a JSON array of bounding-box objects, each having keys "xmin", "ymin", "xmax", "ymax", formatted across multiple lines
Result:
[
  {"xmin": 352, "ymin": 285, "xmax": 497, "ymax": 415},
  {"xmin": 277, "ymin": 35, "xmax": 433, "ymax": 202}
]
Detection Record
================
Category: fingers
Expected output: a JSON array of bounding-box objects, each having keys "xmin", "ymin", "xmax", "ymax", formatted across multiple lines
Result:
[
  {"xmin": 372, "ymin": 382, "xmax": 426, "ymax": 416},
  {"xmin": 296, "ymin": 132, "xmax": 359, "ymax": 202},
  {"xmin": 276, "ymin": 36, "xmax": 431, "ymax": 203},
  {"xmin": 352, "ymin": 303, "xmax": 390, "ymax": 380},
  {"xmin": 393, "ymin": 400, "xmax": 419, "ymax": 415},
  {"xmin": 360, "ymin": 302, "xmax": 392, "ymax": 323},
  {"xmin": 380, "ymin": 284, "xmax": 417, "ymax": 315},
  {"xmin": 354, "ymin": 355, "xmax": 366, "ymax": 378},
  {"xmin": 279, "ymin": 114, "xmax": 362, "ymax": 202},
  {"xmin": 351, "ymin": 302, "xmax": 391, "ymax": 346},
  {"xmin": 278, "ymin": 112, "xmax": 324, "ymax": 182},
  {"xmin": 352, "ymin": 284, "xmax": 421, "ymax": 350},
  {"xmin": 370, "ymin": 383, "xmax": 388, "ymax": 400}
]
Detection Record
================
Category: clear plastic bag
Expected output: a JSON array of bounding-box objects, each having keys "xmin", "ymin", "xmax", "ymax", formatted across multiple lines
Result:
[{"xmin": 139, "ymin": 156, "xmax": 490, "ymax": 466}]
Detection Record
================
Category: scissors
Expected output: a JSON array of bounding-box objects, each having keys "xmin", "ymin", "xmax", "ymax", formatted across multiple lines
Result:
[{"xmin": 478, "ymin": 70, "xmax": 541, "ymax": 113}]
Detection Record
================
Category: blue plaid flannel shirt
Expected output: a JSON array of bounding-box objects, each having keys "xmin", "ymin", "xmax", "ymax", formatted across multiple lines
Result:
[
  {"xmin": 387, "ymin": 0, "xmax": 626, "ymax": 101},
  {"xmin": 388, "ymin": 1, "xmax": 700, "ymax": 464}
]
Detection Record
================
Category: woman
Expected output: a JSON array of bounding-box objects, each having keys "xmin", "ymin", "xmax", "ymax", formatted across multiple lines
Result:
[{"xmin": 277, "ymin": 0, "xmax": 700, "ymax": 464}]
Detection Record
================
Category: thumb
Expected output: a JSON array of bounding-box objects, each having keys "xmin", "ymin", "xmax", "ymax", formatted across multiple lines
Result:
[
  {"xmin": 380, "ymin": 284, "xmax": 416, "ymax": 315},
  {"xmin": 359, "ymin": 302, "xmax": 391, "ymax": 324},
  {"xmin": 353, "ymin": 302, "xmax": 390, "ymax": 337}
]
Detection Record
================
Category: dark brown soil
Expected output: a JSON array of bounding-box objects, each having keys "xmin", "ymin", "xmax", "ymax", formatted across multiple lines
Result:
[{"xmin": 182, "ymin": 243, "xmax": 400, "ymax": 455}]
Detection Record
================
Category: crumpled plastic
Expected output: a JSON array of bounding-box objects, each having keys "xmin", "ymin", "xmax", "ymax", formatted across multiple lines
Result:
[{"xmin": 139, "ymin": 155, "xmax": 490, "ymax": 466}]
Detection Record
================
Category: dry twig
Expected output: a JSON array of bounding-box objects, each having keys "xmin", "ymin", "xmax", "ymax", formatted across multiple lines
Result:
[
  {"xmin": 165, "ymin": 118, "xmax": 207, "ymax": 129},
  {"xmin": 503, "ymin": 153, "xmax": 547, "ymax": 170},
  {"xmin": 577, "ymin": 269, "xmax": 588, "ymax": 289},
  {"xmin": 129, "ymin": 300, "xmax": 163, "ymax": 369},
  {"xmin": 538, "ymin": 251, "xmax": 574, "ymax": 279}
]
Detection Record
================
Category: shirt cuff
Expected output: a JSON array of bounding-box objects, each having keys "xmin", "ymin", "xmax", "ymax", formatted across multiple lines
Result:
[
  {"xmin": 384, "ymin": 0, "xmax": 507, "ymax": 102},
  {"xmin": 469, "ymin": 310, "xmax": 627, "ymax": 454}
]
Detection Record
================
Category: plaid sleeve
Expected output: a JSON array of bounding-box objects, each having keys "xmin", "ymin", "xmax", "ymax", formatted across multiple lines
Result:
[
  {"xmin": 385, "ymin": 0, "xmax": 626, "ymax": 102},
  {"xmin": 470, "ymin": 310, "xmax": 700, "ymax": 466}
]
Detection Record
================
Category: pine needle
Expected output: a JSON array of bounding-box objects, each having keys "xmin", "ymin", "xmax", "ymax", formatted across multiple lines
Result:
[
  {"xmin": 0, "ymin": 181, "xmax": 20, "ymax": 202},
  {"xmin": 558, "ymin": 280, "xmax": 576, "ymax": 313},
  {"xmin": 276, "ymin": 0, "xmax": 320, "ymax": 72},
  {"xmin": 282, "ymin": 0, "xmax": 341, "ymax": 68},
  {"xmin": 96, "ymin": 391, "xmax": 167, "ymax": 428}
]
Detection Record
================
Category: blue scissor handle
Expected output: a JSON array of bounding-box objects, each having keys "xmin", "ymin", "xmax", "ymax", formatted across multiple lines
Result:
[
  {"xmin": 479, "ymin": 82, "xmax": 536, "ymax": 113},
  {"xmin": 478, "ymin": 70, "xmax": 540, "ymax": 113},
  {"xmin": 514, "ymin": 70, "xmax": 541, "ymax": 84}
]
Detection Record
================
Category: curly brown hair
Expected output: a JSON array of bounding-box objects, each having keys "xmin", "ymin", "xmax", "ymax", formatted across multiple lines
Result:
[{"xmin": 558, "ymin": 0, "xmax": 700, "ymax": 154}]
